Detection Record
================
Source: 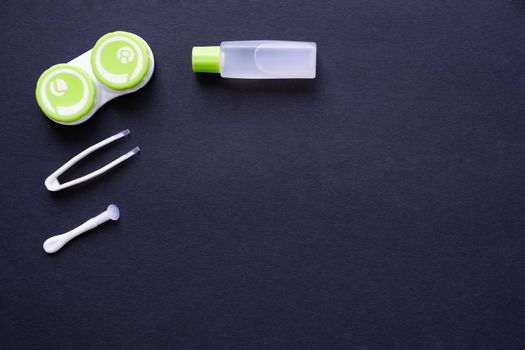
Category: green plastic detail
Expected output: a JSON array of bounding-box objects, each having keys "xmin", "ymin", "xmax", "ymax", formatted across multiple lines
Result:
[
  {"xmin": 91, "ymin": 31, "xmax": 150, "ymax": 90},
  {"xmin": 35, "ymin": 64, "xmax": 96, "ymax": 123},
  {"xmin": 192, "ymin": 46, "xmax": 220, "ymax": 73}
]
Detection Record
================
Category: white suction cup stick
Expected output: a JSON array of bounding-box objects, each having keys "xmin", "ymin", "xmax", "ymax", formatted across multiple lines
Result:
[{"xmin": 43, "ymin": 204, "xmax": 120, "ymax": 254}]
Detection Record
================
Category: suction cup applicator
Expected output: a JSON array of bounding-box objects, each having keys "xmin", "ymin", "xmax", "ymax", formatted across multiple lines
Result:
[{"xmin": 43, "ymin": 204, "xmax": 120, "ymax": 254}]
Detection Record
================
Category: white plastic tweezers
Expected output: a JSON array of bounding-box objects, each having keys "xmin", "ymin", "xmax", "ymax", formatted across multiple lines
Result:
[{"xmin": 45, "ymin": 129, "xmax": 139, "ymax": 192}]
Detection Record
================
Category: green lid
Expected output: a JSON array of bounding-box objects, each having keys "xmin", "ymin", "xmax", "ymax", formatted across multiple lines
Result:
[
  {"xmin": 192, "ymin": 46, "xmax": 220, "ymax": 73},
  {"xmin": 36, "ymin": 64, "xmax": 96, "ymax": 123},
  {"xmin": 91, "ymin": 31, "xmax": 150, "ymax": 90}
]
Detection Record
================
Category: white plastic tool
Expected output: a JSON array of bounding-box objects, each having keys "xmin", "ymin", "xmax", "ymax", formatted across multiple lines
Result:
[
  {"xmin": 43, "ymin": 204, "xmax": 120, "ymax": 254},
  {"xmin": 45, "ymin": 129, "xmax": 139, "ymax": 192}
]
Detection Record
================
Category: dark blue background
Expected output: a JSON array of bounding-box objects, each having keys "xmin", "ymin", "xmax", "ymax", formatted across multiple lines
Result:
[{"xmin": 1, "ymin": 1, "xmax": 525, "ymax": 349}]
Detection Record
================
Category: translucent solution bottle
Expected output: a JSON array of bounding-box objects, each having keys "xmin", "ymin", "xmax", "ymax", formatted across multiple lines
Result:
[{"xmin": 192, "ymin": 41, "xmax": 316, "ymax": 79}]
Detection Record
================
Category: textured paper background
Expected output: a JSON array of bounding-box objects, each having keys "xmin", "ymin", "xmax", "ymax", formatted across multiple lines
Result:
[{"xmin": 1, "ymin": 1, "xmax": 525, "ymax": 349}]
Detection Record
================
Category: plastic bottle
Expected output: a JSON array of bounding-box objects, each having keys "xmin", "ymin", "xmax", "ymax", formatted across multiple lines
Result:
[{"xmin": 192, "ymin": 41, "xmax": 316, "ymax": 79}]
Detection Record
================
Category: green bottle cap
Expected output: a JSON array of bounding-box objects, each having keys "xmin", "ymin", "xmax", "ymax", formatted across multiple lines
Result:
[
  {"xmin": 91, "ymin": 31, "xmax": 150, "ymax": 90},
  {"xmin": 192, "ymin": 46, "xmax": 220, "ymax": 73},
  {"xmin": 35, "ymin": 64, "xmax": 96, "ymax": 123}
]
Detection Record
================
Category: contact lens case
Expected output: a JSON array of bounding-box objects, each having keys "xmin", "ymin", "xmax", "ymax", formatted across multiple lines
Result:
[{"xmin": 36, "ymin": 31, "xmax": 154, "ymax": 125}]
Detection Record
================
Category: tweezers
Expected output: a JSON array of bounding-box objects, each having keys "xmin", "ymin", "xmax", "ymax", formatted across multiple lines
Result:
[{"xmin": 45, "ymin": 129, "xmax": 139, "ymax": 192}]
